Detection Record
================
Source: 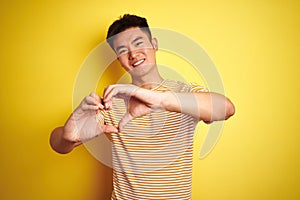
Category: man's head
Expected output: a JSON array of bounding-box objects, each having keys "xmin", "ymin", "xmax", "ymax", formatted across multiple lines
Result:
[
  {"xmin": 106, "ymin": 14, "xmax": 152, "ymax": 50},
  {"xmin": 106, "ymin": 14, "xmax": 160, "ymax": 84}
]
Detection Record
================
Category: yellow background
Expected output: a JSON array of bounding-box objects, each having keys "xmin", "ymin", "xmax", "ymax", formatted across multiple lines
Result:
[{"xmin": 0, "ymin": 0, "xmax": 299, "ymax": 199}]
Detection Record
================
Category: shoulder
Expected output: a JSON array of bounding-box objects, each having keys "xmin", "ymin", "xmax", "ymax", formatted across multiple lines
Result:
[
  {"xmin": 160, "ymin": 80, "xmax": 208, "ymax": 93},
  {"xmin": 189, "ymin": 82, "xmax": 209, "ymax": 93}
]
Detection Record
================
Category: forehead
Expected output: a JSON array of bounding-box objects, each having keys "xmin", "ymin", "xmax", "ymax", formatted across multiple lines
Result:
[{"xmin": 112, "ymin": 27, "xmax": 149, "ymax": 48}]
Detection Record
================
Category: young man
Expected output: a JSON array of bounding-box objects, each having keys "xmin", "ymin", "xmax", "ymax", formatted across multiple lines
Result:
[{"xmin": 50, "ymin": 14, "xmax": 235, "ymax": 199}]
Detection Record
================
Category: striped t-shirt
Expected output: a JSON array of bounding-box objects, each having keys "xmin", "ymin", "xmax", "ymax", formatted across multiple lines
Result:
[{"xmin": 99, "ymin": 80, "xmax": 208, "ymax": 200}]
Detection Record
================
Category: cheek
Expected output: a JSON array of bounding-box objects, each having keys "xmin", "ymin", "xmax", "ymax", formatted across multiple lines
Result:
[
  {"xmin": 117, "ymin": 55, "xmax": 127, "ymax": 65},
  {"xmin": 118, "ymin": 57, "xmax": 131, "ymax": 71},
  {"xmin": 145, "ymin": 49, "xmax": 156, "ymax": 61}
]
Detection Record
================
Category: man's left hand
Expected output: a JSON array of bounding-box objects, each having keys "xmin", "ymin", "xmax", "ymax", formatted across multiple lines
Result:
[{"xmin": 103, "ymin": 84, "xmax": 164, "ymax": 130}]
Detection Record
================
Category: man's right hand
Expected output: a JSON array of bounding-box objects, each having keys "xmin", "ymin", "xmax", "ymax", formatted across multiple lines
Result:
[
  {"xmin": 64, "ymin": 92, "xmax": 118, "ymax": 143},
  {"xmin": 50, "ymin": 93, "xmax": 118, "ymax": 154}
]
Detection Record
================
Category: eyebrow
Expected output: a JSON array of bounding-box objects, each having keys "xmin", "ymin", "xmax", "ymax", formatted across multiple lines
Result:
[
  {"xmin": 132, "ymin": 36, "xmax": 143, "ymax": 44},
  {"xmin": 115, "ymin": 45, "xmax": 126, "ymax": 53}
]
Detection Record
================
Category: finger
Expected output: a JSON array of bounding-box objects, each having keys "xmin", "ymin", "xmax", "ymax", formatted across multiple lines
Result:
[
  {"xmin": 102, "ymin": 125, "xmax": 118, "ymax": 133},
  {"xmin": 103, "ymin": 84, "xmax": 129, "ymax": 102},
  {"xmin": 103, "ymin": 86, "xmax": 116, "ymax": 109},
  {"xmin": 103, "ymin": 85, "xmax": 116, "ymax": 99},
  {"xmin": 81, "ymin": 104, "xmax": 100, "ymax": 111},
  {"xmin": 104, "ymin": 88, "xmax": 119, "ymax": 110},
  {"xmin": 85, "ymin": 95, "xmax": 98, "ymax": 105},
  {"xmin": 103, "ymin": 85, "xmax": 117, "ymax": 102},
  {"xmin": 105, "ymin": 100, "xmax": 113, "ymax": 110},
  {"xmin": 90, "ymin": 92, "xmax": 101, "ymax": 102},
  {"xmin": 118, "ymin": 113, "xmax": 133, "ymax": 132},
  {"xmin": 85, "ymin": 94, "xmax": 103, "ymax": 109}
]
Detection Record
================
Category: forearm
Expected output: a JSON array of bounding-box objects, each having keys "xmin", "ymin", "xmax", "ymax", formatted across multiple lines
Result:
[
  {"xmin": 161, "ymin": 91, "xmax": 235, "ymax": 123},
  {"xmin": 50, "ymin": 126, "xmax": 82, "ymax": 154}
]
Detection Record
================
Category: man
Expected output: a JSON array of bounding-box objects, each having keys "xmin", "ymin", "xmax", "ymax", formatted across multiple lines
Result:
[{"xmin": 50, "ymin": 14, "xmax": 235, "ymax": 199}]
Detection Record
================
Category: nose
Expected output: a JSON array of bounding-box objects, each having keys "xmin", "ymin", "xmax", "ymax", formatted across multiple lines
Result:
[{"xmin": 128, "ymin": 48, "xmax": 139, "ymax": 60}]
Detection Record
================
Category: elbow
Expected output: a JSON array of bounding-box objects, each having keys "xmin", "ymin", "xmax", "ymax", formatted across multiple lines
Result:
[
  {"xmin": 225, "ymin": 98, "xmax": 235, "ymax": 120},
  {"xmin": 49, "ymin": 131, "xmax": 65, "ymax": 154},
  {"xmin": 200, "ymin": 95, "xmax": 235, "ymax": 124},
  {"xmin": 49, "ymin": 127, "xmax": 75, "ymax": 154}
]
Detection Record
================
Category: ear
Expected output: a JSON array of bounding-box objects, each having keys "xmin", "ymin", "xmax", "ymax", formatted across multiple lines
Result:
[{"xmin": 151, "ymin": 38, "xmax": 158, "ymax": 51}]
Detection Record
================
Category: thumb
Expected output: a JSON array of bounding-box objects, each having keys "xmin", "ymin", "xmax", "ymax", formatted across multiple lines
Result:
[
  {"xmin": 102, "ymin": 125, "xmax": 118, "ymax": 133},
  {"xmin": 118, "ymin": 112, "xmax": 133, "ymax": 132}
]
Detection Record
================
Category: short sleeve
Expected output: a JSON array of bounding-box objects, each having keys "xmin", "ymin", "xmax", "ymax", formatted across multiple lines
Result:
[{"xmin": 189, "ymin": 82, "xmax": 209, "ymax": 93}]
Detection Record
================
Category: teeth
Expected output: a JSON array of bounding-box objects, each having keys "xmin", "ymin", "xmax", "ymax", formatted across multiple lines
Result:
[{"xmin": 133, "ymin": 59, "xmax": 144, "ymax": 67}]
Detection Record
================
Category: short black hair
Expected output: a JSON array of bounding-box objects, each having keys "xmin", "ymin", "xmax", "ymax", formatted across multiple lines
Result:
[{"xmin": 106, "ymin": 14, "xmax": 152, "ymax": 49}]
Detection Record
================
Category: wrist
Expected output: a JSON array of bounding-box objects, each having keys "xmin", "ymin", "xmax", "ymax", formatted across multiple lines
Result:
[
  {"xmin": 160, "ymin": 91, "xmax": 173, "ymax": 111},
  {"xmin": 60, "ymin": 128, "xmax": 81, "ymax": 152}
]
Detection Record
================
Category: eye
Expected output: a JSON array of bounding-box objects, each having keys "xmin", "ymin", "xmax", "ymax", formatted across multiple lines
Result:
[
  {"xmin": 117, "ymin": 48, "xmax": 128, "ymax": 55},
  {"xmin": 136, "ymin": 41, "xmax": 143, "ymax": 46}
]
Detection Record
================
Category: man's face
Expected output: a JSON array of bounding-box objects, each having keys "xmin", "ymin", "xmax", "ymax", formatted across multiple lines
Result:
[{"xmin": 112, "ymin": 27, "xmax": 158, "ymax": 77}]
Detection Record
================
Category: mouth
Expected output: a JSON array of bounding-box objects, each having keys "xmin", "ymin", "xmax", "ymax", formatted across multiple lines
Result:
[{"xmin": 132, "ymin": 59, "xmax": 145, "ymax": 67}]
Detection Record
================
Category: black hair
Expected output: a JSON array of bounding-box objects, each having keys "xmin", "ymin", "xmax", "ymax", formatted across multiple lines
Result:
[{"xmin": 106, "ymin": 14, "xmax": 152, "ymax": 49}]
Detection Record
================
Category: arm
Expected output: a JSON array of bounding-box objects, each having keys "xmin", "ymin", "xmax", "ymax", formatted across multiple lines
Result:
[
  {"xmin": 127, "ymin": 88, "xmax": 235, "ymax": 123},
  {"xmin": 103, "ymin": 84, "xmax": 235, "ymax": 128},
  {"xmin": 50, "ymin": 93, "xmax": 118, "ymax": 154},
  {"xmin": 50, "ymin": 126, "xmax": 82, "ymax": 154},
  {"xmin": 160, "ymin": 91, "xmax": 235, "ymax": 123}
]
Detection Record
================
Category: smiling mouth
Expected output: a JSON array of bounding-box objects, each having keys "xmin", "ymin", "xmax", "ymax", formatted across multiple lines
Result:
[{"xmin": 132, "ymin": 59, "xmax": 145, "ymax": 67}]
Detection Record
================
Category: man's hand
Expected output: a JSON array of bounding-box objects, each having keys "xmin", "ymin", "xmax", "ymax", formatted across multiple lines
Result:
[
  {"xmin": 50, "ymin": 93, "xmax": 119, "ymax": 154},
  {"xmin": 103, "ymin": 84, "xmax": 164, "ymax": 131},
  {"xmin": 64, "ymin": 93, "xmax": 118, "ymax": 143}
]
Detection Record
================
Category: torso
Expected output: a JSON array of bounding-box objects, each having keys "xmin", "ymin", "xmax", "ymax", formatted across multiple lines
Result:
[{"xmin": 106, "ymin": 80, "xmax": 197, "ymax": 200}]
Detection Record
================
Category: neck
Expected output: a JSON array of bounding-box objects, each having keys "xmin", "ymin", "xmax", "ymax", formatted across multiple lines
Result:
[{"xmin": 131, "ymin": 71, "xmax": 164, "ymax": 90}]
